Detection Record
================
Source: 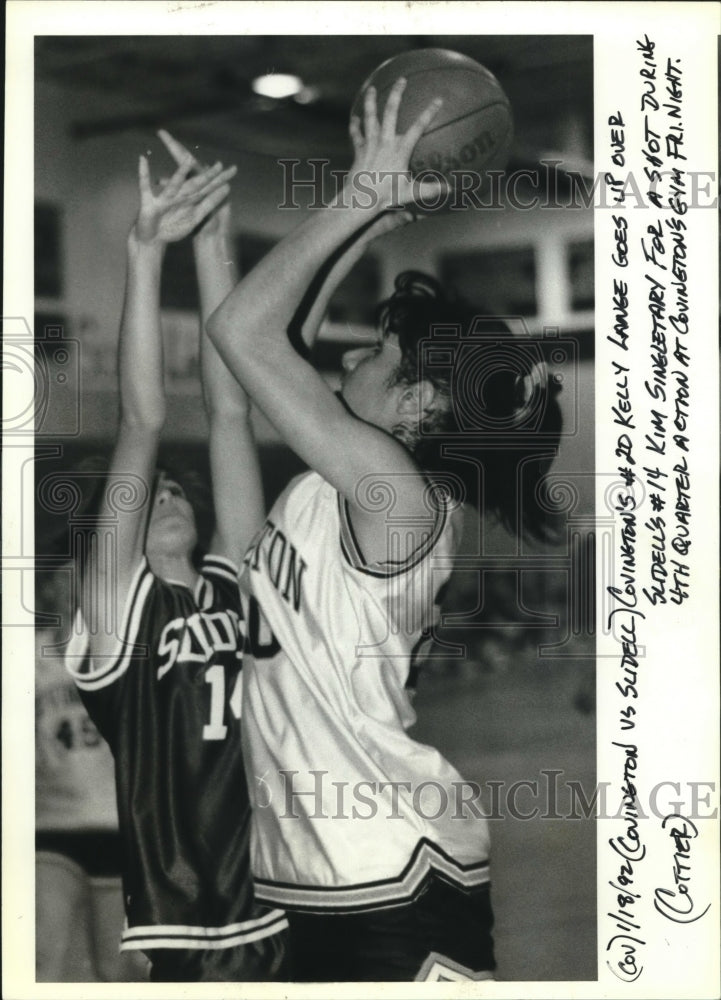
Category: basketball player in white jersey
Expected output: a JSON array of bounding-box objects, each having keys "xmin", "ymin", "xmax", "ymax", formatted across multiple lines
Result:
[
  {"xmin": 207, "ymin": 79, "xmax": 562, "ymax": 980},
  {"xmin": 65, "ymin": 136, "xmax": 287, "ymax": 981}
]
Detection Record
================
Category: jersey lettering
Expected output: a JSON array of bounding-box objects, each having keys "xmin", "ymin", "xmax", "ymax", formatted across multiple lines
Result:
[
  {"xmin": 245, "ymin": 519, "xmax": 307, "ymax": 613},
  {"xmin": 178, "ymin": 614, "xmax": 213, "ymax": 664},
  {"xmin": 157, "ymin": 617, "xmax": 183, "ymax": 677},
  {"xmin": 246, "ymin": 595, "xmax": 281, "ymax": 660},
  {"xmin": 245, "ymin": 521, "xmax": 275, "ymax": 572},
  {"xmin": 157, "ymin": 609, "xmax": 243, "ymax": 678}
]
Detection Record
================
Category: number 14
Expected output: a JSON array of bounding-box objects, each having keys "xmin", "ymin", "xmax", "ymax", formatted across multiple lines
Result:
[{"xmin": 202, "ymin": 665, "xmax": 242, "ymax": 741}]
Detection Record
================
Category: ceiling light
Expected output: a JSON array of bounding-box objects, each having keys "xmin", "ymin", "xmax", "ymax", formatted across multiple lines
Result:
[{"xmin": 251, "ymin": 73, "xmax": 303, "ymax": 99}]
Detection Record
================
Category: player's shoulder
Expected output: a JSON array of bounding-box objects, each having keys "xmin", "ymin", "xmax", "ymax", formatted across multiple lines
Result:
[
  {"xmin": 269, "ymin": 470, "xmax": 333, "ymax": 531},
  {"xmin": 279, "ymin": 470, "xmax": 326, "ymax": 507}
]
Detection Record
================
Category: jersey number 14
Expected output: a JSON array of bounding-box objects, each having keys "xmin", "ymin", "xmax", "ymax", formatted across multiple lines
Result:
[{"xmin": 202, "ymin": 664, "xmax": 242, "ymax": 741}]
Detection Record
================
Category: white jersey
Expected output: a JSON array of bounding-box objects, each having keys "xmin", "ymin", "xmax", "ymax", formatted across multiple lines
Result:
[{"xmin": 241, "ymin": 471, "xmax": 490, "ymax": 913}]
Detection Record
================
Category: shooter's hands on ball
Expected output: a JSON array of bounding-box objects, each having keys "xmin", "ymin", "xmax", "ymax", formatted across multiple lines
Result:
[
  {"xmin": 131, "ymin": 140, "xmax": 236, "ymax": 247},
  {"xmin": 345, "ymin": 77, "xmax": 443, "ymax": 214}
]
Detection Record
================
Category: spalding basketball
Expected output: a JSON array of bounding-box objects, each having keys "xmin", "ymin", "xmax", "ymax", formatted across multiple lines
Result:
[{"xmin": 351, "ymin": 48, "xmax": 513, "ymax": 186}]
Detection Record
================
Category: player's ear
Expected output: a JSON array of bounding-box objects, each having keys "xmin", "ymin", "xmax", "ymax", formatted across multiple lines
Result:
[{"xmin": 397, "ymin": 380, "xmax": 436, "ymax": 417}]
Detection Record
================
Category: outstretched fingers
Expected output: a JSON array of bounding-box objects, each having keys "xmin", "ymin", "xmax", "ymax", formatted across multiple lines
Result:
[
  {"xmin": 380, "ymin": 77, "xmax": 407, "ymax": 141},
  {"xmin": 138, "ymin": 154, "xmax": 153, "ymax": 198},
  {"xmin": 362, "ymin": 86, "xmax": 380, "ymax": 144},
  {"xmin": 174, "ymin": 161, "xmax": 225, "ymax": 198},
  {"xmin": 162, "ymin": 152, "xmax": 198, "ymax": 199},
  {"xmin": 157, "ymin": 129, "xmax": 199, "ymax": 169},
  {"xmin": 181, "ymin": 164, "xmax": 237, "ymax": 205},
  {"xmin": 349, "ymin": 114, "xmax": 364, "ymax": 154},
  {"xmin": 401, "ymin": 95, "xmax": 443, "ymax": 154},
  {"xmin": 191, "ymin": 182, "xmax": 232, "ymax": 228}
]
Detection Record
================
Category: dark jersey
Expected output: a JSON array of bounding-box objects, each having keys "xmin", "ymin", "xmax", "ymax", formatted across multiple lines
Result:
[{"xmin": 66, "ymin": 554, "xmax": 287, "ymax": 953}]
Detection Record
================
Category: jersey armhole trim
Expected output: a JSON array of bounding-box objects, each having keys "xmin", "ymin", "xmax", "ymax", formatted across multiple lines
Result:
[
  {"xmin": 65, "ymin": 557, "xmax": 155, "ymax": 691},
  {"xmin": 337, "ymin": 494, "xmax": 448, "ymax": 579},
  {"xmin": 201, "ymin": 554, "xmax": 241, "ymax": 585},
  {"xmin": 199, "ymin": 554, "xmax": 241, "ymax": 613}
]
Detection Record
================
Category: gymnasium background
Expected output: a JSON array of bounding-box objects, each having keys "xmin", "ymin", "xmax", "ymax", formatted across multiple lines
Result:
[{"xmin": 34, "ymin": 35, "xmax": 596, "ymax": 982}]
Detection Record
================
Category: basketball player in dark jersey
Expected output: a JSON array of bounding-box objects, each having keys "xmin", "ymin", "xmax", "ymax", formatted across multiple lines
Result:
[
  {"xmin": 206, "ymin": 80, "xmax": 562, "ymax": 980},
  {"xmin": 65, "ymin": 134, "xmax": 287, "ymax": 981}
]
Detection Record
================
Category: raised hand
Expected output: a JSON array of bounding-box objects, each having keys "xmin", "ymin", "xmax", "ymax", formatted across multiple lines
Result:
[
  {"xmin": 133, "ymin": 145, "xmax": 236, "ymax": 246},
  {"xmin": 346, "ymin": 77, "xmax": 443, "ymax": 211},
  {"xmin": 157, "ymin": 130, "xmax": 232, "ymax": 243}
]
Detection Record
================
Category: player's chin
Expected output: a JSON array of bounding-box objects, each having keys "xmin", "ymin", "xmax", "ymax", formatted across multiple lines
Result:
[{"xmin": 149, "ymin": 519, "xmax": 195, "ymax": 550}]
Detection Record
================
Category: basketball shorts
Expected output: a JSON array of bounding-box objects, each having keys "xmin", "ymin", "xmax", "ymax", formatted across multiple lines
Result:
[
  {"xmin": 35, "ymin": 831, "xmax": 123, "ymax": 879},
  {"xmin": 286, "ymin": 875, "xmax": 495, "ymax": 982},
  {"xmin": 147, "ymin": 927, "xmax": 289, "ymax": 982}
]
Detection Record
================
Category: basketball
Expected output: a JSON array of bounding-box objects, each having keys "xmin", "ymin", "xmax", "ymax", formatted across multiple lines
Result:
[{"xmin": 351, "ymin": 48, "xmax": 513, "ymax": 187}]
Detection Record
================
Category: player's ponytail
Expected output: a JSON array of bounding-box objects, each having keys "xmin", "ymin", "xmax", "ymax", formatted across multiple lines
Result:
[{"xmin": 378, "ymin": 271, "xmax": 564, "ymax": 544}]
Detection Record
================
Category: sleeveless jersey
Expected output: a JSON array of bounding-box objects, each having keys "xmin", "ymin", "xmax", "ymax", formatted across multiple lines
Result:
[
  {"xmin": 240, "ymin": 472, "xmax": 491, "ymax": 913},
  {"xmin": 65, "ymin": 554, "xmax": 287, "ymax": 952},
  {"xmin": 36, "ymin": 628, "xmax": 118, "ymax": 833}
]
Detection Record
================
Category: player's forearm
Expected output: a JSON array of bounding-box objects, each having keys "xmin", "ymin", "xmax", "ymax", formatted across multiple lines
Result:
[
  {"xmin": 194, "ymin": 230, "xmax": 238, "ymax": 327},
  {"xmin": 118, "ymin": 234, "xmax": 167, "ymax": 431},
  {"xmin": 207, "ymin": 200, "xmax": 380, "ymax": 370},
  {"xmin": 93, "ymin": 234, "xmax": 163, "ymax": 624},
  {"xmin": 195, "ymin": 229, "xmax": 264, "ymax": 562},
  {"xmin": 299, "ymin": 208, "xmax": 416, "ymax": 349},
  {"xmin": 299, "ymin": 228, "xmax": 375, "ymax": 350},
  {"xmin": 194, "ymin": 232, "xmax": 250, "ymax": 418},
  {"xmin": 208, "ymin": 415, "xmax": 265, "ymax": 561}
]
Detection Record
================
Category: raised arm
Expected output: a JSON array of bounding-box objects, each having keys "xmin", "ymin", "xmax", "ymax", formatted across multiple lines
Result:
[
  {"xmin": 206, "ymin": 81, "xmax": 442, "ymax": 562},
  {"xmin": 158, "ymin": 131, "xmax": 264, "ymax": 568},
  {"xmin": 83, "ymin": 153, "xmax": 236, "ymax": 663},
  {"xmin": 297, "ymin": 209, "xmax": 415, "ymax": 351}
]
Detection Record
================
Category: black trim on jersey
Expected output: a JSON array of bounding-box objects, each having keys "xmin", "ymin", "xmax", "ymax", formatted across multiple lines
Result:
[
  {"xmin": 257, "ymin": 873, "xmax": 490, "ymax": 916},
  {"xmin": 337, "ymin": 495, "xmax": 448, "ymax": 579},
  {"xmin": 66, "ymin": 555, "xmax": 241, "ymax": 691},
  {"xmin": 253, "ymin": 837, "xmax": 490, "ymax": 914},
  {"xmin": 202, "ymin": 554, "xmax": 241, "ymax": 586}
]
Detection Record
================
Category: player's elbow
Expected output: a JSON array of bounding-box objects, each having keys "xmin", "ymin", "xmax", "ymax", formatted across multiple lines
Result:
[
  {"xmin": 207, "ymin": 298, "xmax": 244, "ymax": 353},
  {"xmin": 206, "ymin": 303, "xmax": 225, "ymax": 346}
]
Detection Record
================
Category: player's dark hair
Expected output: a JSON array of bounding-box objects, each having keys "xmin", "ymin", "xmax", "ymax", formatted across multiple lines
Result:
[
  {"xmin": 155, "ymin": 465, "xmax": 214, "ymax": 568},
  {"xmin": 62, "ymin": 454, "xmax": 215, "ymax": 572},
  {"xmin": 376, "ymin": 271, "xmax": 563, "ymax": 543}
]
